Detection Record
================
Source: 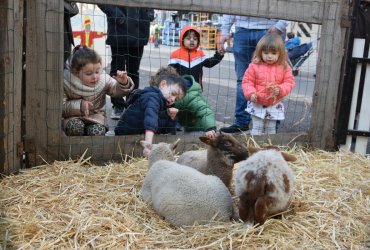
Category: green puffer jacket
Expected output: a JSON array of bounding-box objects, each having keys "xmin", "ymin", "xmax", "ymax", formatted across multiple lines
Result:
[{"xmin": 173, "ymin": 75, "xmax": 216, "ymax": 132}]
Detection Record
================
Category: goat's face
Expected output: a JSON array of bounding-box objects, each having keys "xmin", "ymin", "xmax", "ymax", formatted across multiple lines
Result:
[
  {"xmin": 199, "ymin": 134, "xmax": 249, "ymax": 163},
  {"xmin": 238, "ymin": 169, "xmax": 274, "ymax": 226}
]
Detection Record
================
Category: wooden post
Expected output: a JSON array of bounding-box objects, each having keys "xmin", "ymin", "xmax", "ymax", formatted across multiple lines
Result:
[
  {"xmin": 309, "ymin": 0, "xmax": 348, "ymax": 150},
  {"xmin": 24, "ymin": 0, "xmax": 63, "ymax": 166},
  {"xmin": 0, "ymin": 0, "xmax": 23, "ymax": 174}
]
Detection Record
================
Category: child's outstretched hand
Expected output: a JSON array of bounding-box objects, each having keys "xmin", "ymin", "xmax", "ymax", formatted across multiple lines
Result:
[
  {"xmin": 167, "ymin": 107, "xmax": 178, "ymax": 120},
  {"xmin": 115, "ymin": 70, "xmax": 128, "ymax": 85},
  {"xmin": 250, "ymin": 94, "xmax": 257, "ymax": 103},
  {"xmin": 205, "ymin": 130, "xmax": 216, "ymax": 138},
  {"xmin": 81, "ymin": 100, "xmax": 93, "ymax": 117}
]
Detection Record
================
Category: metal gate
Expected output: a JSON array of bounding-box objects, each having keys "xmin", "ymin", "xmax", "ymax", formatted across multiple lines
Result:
[{"xmin": 336, "ymin": 0, "xmax": 370, "ymax": 155}]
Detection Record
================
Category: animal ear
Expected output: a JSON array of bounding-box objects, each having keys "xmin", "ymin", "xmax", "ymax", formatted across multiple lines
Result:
[
  {"xmin": 199, "ymin": 136, "xmax": 212, "ymax": 145},
  {"xmin": 281, "ymin": 152, "xmax": 297, "ymax": 162},
  {"xmin": 140, "ymin": 140, "xmax": 152, "ymax": 150},
  {"xmin": 247, "ymin": 147, "xmax": 261, "ymax": 155},
  {"xmin": 171, "ymin": 138, "xmax": 180, "ymax": 151}
]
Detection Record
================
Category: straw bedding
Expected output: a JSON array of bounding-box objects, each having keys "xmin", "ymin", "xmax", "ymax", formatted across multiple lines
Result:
[{"xmin": 0, "ymin": 148, "xmax": 369, "ymax": 249}]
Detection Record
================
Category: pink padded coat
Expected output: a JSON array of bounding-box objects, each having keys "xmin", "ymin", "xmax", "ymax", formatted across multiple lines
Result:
[{"xmin": 242, "ymin": 63, "xmax": 295, "ymax": 106}]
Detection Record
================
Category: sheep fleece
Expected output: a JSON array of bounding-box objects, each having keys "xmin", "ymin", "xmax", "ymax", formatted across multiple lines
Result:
[{"xmin": 140, "ymin": 160, "xmax": 234, "ymax": 227}]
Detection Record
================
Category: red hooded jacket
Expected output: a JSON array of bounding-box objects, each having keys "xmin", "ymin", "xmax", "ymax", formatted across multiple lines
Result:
[{"xmin": 168, "ymin": 26, "xmax": 223, "ymax": 89}]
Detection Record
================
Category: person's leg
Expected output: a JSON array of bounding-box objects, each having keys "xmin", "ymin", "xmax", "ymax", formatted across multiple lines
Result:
[
  {"xmin": 250, "ymin": 116, "xmax": 264, "ymax": 135},
  {"xmin": 110, "ymin": 45, "xmax": 127, "ymax": 119},
  {"xmin": 126, "ymin": 46, "xmax": 144, "ymax": 89},
  {"xmin": 64, "ymin": 118, "xmax": 85, "ymax": 136},
  {"xmin": 264, "ymin": 120, "xmax": 277, "ymax": 134},
  {"xmin": 85, "ymin": 123, "xmax": 107, "ymax": 136},
  {"xmin": 221, "ymin": 28, "xmax": 267, "ymax": 133}
]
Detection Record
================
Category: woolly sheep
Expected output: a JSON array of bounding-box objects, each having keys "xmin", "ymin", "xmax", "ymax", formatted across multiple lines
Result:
[
  {"xmin": 140, "ymin": 140, "xmax": 237, "ymax": 227},
  {"xmin": 234, "ymin": 146, "xmax": 297, "ymax": 226},
  {"xmin": 176, "ymin": 133, "xmax": 249, "ymax": 189}
]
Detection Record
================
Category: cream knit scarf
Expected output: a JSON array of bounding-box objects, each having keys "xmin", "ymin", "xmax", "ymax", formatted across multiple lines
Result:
[{"xmin": 63, "ymin": 69, "xmax": 105, "ymax": 97}]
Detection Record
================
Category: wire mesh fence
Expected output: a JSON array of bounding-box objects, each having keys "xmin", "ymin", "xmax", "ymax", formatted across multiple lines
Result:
[{"xmin": 1, "ymin": 0, "xmax": 349, "ymax": 170}]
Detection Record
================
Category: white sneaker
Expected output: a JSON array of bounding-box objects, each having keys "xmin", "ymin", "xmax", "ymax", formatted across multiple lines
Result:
[{"xmin": 105, "ymin": 130, "xmax": 115, "ymax": 136}]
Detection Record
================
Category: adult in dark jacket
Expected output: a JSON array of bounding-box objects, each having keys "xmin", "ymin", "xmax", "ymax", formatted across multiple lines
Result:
[
  {"xmin": 98, "ymin": 4, "xmax": 154, "ymax": 119},
  {"xmin": 64, "ymin": 1, "xmax": 79, "ymax": 66}
]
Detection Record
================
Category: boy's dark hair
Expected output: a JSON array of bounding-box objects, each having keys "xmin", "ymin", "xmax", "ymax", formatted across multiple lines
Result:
[{"xmin": 70, "ymin": 44, "xmax": 102, "ymax": 74}]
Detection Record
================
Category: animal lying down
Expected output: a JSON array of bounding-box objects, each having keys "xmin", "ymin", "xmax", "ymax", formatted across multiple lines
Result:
[
  {"xmin": 234, "ymin": 146, "xmax": 297, "ymax": 226},
  {"xmin": 177, "ymin": 133, "xmax": 249, "ymax": 189},
  {"xmin": 140, "ymin": 139, "xmax": 238, "ymax": 227}
]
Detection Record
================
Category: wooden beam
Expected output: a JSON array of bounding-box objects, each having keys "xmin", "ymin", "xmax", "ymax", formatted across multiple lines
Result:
[
  {"xmin": 80, "ymin": 0, "xmax": 327, "ymax": 24},
  {"xmin": 60, "ymin": 133, "xmax": 309, "ymax": 163},
  {"xmin": 24, "ymin": 0, "xmax": 63, "ymax": 166},
  {"xmin": 0, "ymin": 0, "xmax": 23, "ymax": 174}
]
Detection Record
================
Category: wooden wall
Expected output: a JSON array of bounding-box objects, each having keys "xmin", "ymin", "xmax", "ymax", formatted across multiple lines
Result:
[
  {"xmin": 0, "ymin": 0, "xmax": 23, "ymax": 173},
  {"xmin": 0, "ymin": 0, "xmax": 347, "ymax": 168}
]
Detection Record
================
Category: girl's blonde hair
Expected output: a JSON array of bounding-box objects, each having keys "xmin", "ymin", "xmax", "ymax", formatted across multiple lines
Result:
[
  {"xmin": 253, "ymin": 33, "xmax": 288, "ymax": 67},
  {"xmin": 70, "ymin": 45, "xmax": 102, "ymax": 74}
]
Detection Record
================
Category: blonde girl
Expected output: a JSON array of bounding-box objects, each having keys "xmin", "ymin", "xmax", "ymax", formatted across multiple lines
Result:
[
  {"xmin": 242, "ymin": 33, "xmax": 295, "ymax": 135},
  {"xmin": 63, "ymin": 45, "xmax": 134, "ymax": 136}
]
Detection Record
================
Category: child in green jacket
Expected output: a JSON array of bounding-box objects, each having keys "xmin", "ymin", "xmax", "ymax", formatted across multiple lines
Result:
[{"xmin": 149, "ymin": 66, "xmax": 217, "ymax": 138}]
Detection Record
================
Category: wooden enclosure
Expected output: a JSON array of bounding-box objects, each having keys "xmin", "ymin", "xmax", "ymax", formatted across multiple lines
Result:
[{"xmin": 1, "ymin": 0, "xmax": 352, "ymax": 171}]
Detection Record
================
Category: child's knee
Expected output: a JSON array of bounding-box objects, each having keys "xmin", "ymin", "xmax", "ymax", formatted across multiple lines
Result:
[
  {"xmin": 65, "ymin": 118, "xmax": 85, "ymax": 136},
  {"xmin": 86, "ymin": 124, "xmax": 107, "ymax": 136}
]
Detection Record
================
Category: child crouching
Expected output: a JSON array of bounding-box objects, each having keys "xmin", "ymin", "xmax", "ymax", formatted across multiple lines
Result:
[{"xmin": 63, "ymin": 45, "xmax": 134, "ymax": 136}]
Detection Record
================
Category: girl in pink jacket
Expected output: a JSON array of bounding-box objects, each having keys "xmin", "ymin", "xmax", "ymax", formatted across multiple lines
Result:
[{"xmin": 242, "ymin": 33, "xmax": 295, "ymax": 135}]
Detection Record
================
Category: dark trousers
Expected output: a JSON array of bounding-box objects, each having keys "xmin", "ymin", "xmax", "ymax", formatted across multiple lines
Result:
[{"xmin": 109, "ymin": 45, "xmax": 144, "ymax": 108}]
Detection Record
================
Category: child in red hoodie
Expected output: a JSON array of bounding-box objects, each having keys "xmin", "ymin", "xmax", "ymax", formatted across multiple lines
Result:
[{"xmin": 168, "ymin": 26, "xmax": 224, "ymax": 90}]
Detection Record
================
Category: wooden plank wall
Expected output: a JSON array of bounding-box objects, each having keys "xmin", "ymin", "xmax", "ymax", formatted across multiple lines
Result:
[
  {"xmin": 23, "ymin": 0, "xmax": 346, "ymax": 166},
  {"xmin": 0, "ymin": 0, "xmax": 23, "ymax": 173}
]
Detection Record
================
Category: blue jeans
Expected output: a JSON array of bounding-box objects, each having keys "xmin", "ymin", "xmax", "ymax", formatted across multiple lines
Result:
[{"xmin": 232, "ymin": 28, "xmax": 267, "ymax": 127}]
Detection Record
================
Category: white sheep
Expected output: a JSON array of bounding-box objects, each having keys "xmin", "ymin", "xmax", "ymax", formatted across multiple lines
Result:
[
  {"xmin": 234, "ymin": 146, "xmax": 297, "ymax": 226},
  {"xmin": 176, "ymin": 133, "xmax": 249, "ymax": 189},
  {"xmin": 140, "ymin": 140, "xmax": 237, "ymax": 227}
]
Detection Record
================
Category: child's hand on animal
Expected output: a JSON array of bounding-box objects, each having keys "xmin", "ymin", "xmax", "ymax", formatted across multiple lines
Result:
[
  {"xmin": 250, "ymin": 94, "xmax": 257, "ymax": 103},
  {"xmin": 81, "ymin": 100, "xmax": 93, "ymax": 117},
  {"xmin": 143, "ymin": 148, "xmax": 151, "ymax": 158},
  {"xmin": 167, "ymin": 107, "xmax": 178, "ymax": 120},
  {"xmin": 115, "ymin": 70, "xmax": 128, "ymax": 85},
  {"xmin": 205, "ymin": 130, "xmax": 216, "ymax": 138},
  {"xmin": 272, "ymin": 86, "xmax": 280, "ymax": 96}
]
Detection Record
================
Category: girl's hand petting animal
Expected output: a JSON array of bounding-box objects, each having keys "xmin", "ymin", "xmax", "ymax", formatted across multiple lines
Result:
[
  {"xmin": 167, "ymin": 107, "xmax": 179, "ymax": 120},
  {"xmin": 115, "ymin": 70, "xmax": 128, "ymax": 85},
  {"xmin": 81, "ymin": 100, "xmax": 93, "ymax": 117}
]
